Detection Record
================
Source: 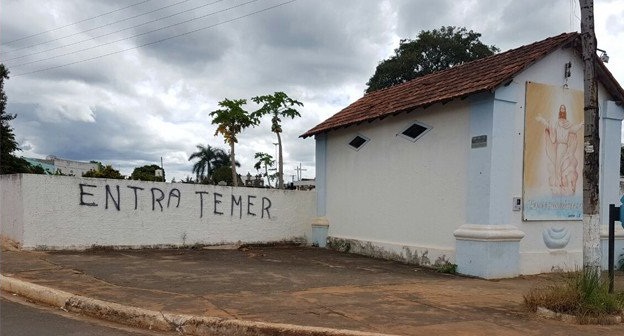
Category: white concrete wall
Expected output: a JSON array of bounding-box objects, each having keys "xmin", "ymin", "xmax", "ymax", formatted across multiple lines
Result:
[
  {"xmin": 0, "ymin": 174, "xmax": 24, "ymax": 243},
  {"xmin": 325, "ymin": 101, "xmax": 469, "ymax": 266},
  {"xmin": 0, "ymin": 174, "xmax": 315, "ymax": 249}
]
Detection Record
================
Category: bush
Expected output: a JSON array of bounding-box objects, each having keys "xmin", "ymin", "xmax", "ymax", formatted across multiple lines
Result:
[
  {"xmin": 524, "ymin": 270, "xmax": 624, "ymax": 321},
  {"xmin": 83, "ymin": 165, "xmax": 125, "ymax": 179}
]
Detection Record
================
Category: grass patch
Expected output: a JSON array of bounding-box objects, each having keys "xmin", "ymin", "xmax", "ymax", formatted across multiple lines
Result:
[
  {"xmin": 434, "ymin": 262, "xmax": 457, "ymax": 274},
  {"xmin": 524, "ymin": 270, "xmax": 624, "ymax": 323}
]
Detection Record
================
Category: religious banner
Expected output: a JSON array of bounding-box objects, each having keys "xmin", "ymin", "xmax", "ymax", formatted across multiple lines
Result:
[{"xmin": 523, "ymin": 82, "xmax": 584, "ymax": 220}]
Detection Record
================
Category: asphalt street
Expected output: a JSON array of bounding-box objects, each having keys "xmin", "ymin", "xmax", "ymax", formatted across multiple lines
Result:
[{"xmin": 0, "ymin": 293, "xmax": 172, "ymax": 336}]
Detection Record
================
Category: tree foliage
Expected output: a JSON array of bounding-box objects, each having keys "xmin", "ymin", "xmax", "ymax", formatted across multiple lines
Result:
[
  {"xmin": 209, "ymin": 98, "xmax": 258, "ymax": 187},
  {"xmin": 0, "ymin": 64, "xmax": 31, "ymax": 174},
  {"xmin": 254, "ymin": 152, "xmax": 275, "ymax": 188},
  {"xmin": 130, "ymin": 164, "xmax": 165, "ymax": 182},
  {"xmin": 188, "ymin": 144, "xmax": 229, "ymax": 183},
  {"xmin": 365, "ymin": 26, "xmax": 499, "ymax": 93},
  {"xmin": 251, "ymin": 92, "xmax": 303, "ymax": 189},
  {"xmin": 210, "ymin": 166, "xmax": 242, "ymax": 186},
  {"xmin": 83, "ymin": 165, "xmax": 125, "ymax": 179}
]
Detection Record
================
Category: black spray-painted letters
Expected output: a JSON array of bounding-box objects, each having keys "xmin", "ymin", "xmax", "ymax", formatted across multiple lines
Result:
[{"xmin": 79, "ymin": 183, "xmax": 272, "ymax": 219}]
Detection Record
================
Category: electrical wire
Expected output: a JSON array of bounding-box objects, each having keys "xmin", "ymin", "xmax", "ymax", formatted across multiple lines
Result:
[
  {"xmin": 13, "ymin": 0, "xmax": 296, "ymax": 77},
  {"xmin": 3, "ymin": 0, "xmax": 227, "ymax": 62},
  {"xmin": 4, "ymin": 0, "xmax": 154, "ymax": 45},
  {"xmin": 7, "ymin": 0, "xmax": 263, "ymax": 69},
  {"xmin": 2, "ymin": 0, "xmax": 198, "ymax": 55}
]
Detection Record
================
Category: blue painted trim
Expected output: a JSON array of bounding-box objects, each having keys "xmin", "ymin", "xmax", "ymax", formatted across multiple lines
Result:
[
  {"xmin": 315, "ymin": 134, "xmax": 327, "ymax": 217},
  {"xmin": 466, "ymin": 83, "xmax": 519, "ymax": 225},
  {"xmin": 467, "ymin": 94, "xmax": 493, "ymax": 224}
]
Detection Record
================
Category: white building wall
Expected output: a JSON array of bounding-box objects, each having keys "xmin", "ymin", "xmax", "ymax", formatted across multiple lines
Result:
[
  {"xmin": 321, "ymin": 46, "xmax": 623, "ymax": 276},
  {"xmin": 500, "ymin": 47, "xmax": 623, "ymax": 274},
  {"xmin": 325, "ymin": 102, "xmax": 469, "ymax": 265},
  {"xmin": 52, "ymin": 158, "xmax": 98, "ymax": 177},
  {"xmin": 1, "ymin": 174, "xmax": 315, "ymax": 249}
]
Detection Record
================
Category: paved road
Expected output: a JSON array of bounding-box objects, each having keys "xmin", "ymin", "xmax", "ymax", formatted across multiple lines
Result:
[{"xmin": 0, "ymin": 294, "xmax": 171, "ymax": 336}]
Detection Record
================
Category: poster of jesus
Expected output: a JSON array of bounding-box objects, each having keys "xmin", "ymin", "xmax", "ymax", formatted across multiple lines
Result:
[{"xmin": 523, "ymin": 82, "xmax": 584, "ymax": 221}]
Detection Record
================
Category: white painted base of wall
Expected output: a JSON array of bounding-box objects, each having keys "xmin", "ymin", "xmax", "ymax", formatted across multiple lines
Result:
[
  {"xmin": 520, "ymin": 250, "xmax": 582, "ymax": 274},
  {"xmin": 310, "ymin": 217, "xmax": 329, "ymax": 248},
  {"xmin": 327, "ymin": 236, "xmax": 455, "ymax": 267},
  {"xmin": 454, "ymin": 224, "xmax": 525, "ymax": 279}
]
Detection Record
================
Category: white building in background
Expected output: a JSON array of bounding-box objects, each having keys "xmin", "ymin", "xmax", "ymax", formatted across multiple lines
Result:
[
  {"xmin": 302, "ymin": 33, "xmax": 624, "ymax": 279},
  {"xmin": 26, "ymin": 156, "xmax": 98, "ymax": 176}
]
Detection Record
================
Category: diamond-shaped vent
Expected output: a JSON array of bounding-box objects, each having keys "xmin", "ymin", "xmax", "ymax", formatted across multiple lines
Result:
[
  {"xmin": 400, "ymin": 122, "xmax": 431, "ymax": 142},
  {"xmin": 348, "ymin": 135, "xmax": 369, "ymax": 150}
]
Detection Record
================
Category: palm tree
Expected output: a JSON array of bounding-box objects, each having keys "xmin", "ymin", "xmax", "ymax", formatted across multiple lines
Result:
[
  {"xmin": 254, "ymin": 152, "xmax": 275, "ymax": 188},
  {"xmin": 251, "ymin": 92, "xmax": 303, "ymax": 189},
  {"xmin": 188, "ymin": 144, "xmax": 227, "ymax": 183},
  {"xmin": 209, "ymin": 98, "xmax": 258, "ymax": 187}
]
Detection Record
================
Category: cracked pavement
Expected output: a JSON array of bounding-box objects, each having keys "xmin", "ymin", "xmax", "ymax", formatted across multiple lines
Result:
[{"xmin": 2, "ymin": 245, "xmax": 624, "ymax": 335}]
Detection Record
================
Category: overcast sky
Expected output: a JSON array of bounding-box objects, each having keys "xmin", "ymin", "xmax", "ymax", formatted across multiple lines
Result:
[{"xmin": 1, "ymin": 0, "xmax": 623, "ymax": 182}]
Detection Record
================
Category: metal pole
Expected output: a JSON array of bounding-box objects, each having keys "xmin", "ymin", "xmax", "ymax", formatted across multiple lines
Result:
[
  {"xmin": 608, "ymin": 204, "xmax": 615, "ymax": 293},
  {"xmin": 580, "ymin": 0, "xmax": 601, "ymax": 275}
]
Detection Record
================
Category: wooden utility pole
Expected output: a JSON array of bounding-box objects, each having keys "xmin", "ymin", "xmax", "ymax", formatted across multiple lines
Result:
[{"xmin": 580, "ymin": 0, "xmax": 601, "ymax": 275}]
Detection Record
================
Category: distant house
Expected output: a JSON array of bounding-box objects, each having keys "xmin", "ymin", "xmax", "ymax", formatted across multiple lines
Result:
[
  {"xmin": 22, "ymin": 157, "xmax": 56, "ymax": 174},
  {"xmin": 24, "ymin": 156, "xmax": 98, "ymax": 176},
  {"xmin": 302, "ymin": 33, "xmax": 624, "ymax": 278}
]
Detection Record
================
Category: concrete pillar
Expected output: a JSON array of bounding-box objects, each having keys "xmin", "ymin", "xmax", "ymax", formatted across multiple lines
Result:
[
  {"xmin": 599, "ymin": 101, "xmax": 624, "ymax": 270},
  {"xmin": 311, "ymin": 134, "xmax": 329, "ymax": 247},
  {"xmin": 454, "ymin": 84, "xmax": 525, "ymax": 278}
]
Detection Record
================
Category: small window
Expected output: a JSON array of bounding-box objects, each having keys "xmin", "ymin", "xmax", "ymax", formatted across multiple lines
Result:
[
  {"xmin": 348, "ymin": 134, "xmax": 369, "ymax": 151},
  {"xmin": 398, "ymin": 121, "xmax": 431, "ymax": 142}
]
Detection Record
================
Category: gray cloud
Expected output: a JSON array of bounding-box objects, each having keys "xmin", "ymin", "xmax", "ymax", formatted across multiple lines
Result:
[{"xmin": 2, "ymin": 0, "xmax": 623, "ymax": 182}]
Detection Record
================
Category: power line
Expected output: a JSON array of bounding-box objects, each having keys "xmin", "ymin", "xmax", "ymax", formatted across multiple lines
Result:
[
  {"xmin": 3, "ymin": 0, "xmax": 227, "ymax": 62},
  {"xmin": 7, "ymin": 0, "xmax": 263, "ymax": 69},
  {"xmin": 2, "ymin": 0, "xmax": 197, "ymax": 55},
  {"xmin": 13, "ymin": 0, "xmax": 296, "ymax": 77},
  {"xmin": 4, "ymin": 0, "xmax": 154, "ymax": 45}
]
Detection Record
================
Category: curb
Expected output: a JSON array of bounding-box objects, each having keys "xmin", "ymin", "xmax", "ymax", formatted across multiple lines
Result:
[
  {"xmin": 0, "ymin": 274, "xmax": 396, "ymax": 336},
  {"xmin": 536, "ymin": 306, "xmax": 623, "ymax": 325}
]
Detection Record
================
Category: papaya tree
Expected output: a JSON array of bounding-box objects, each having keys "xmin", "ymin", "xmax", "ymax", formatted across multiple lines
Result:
[
  {"xmin": 209, "ymin": 98, "xmax": 258, "ymax": 187},
  {"xmin": 251, "ymin": 92, "xmax": 303, "ymax": 189},
  {"xmin": 254, "ymin": 152, "xmax": 275, "ymax": 188}
]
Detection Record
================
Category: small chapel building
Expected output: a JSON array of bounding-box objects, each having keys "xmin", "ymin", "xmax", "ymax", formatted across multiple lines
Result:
[{"xmin": 301, "ymin": 32, "xmax": 624, "ymax": 278}]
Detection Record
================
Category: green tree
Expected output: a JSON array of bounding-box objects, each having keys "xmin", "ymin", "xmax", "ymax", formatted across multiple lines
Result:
[
  {"xmin": 90, "ymin": 160, "xmax": 105, "ymax": 171},
  {"xmin": 130, "ymin": 164, "xmax": 165, "ymax": 182},
  {"xmin": 188, "ymin": 144, "xmax": 228, "ymax": 183},
  {"xmin": 365, "ymin": 26, "xmax": 499, "ymax": 93},
  {"xmin": 210, "ymin": 166, "xmax": 242, "ymax": 186},
  {"xmin": 83, "ymin": 165, "xmax": 125, "ymax": 179},
  {"xmin": 254, "ymin": 152, "xmax": 275, "ymax": 188},
  {"xmin": 0, "ymin": 64, "xmax": 31, "ymax": 174},
  {"xmin": 251, "ymin": 92, "xmax": 303, "ymax": 189},
  {"xmin": 181, "ymin": 176, "xmax": 195, "ymax": 183},
  {"xmin": 209, "ymin": 98, "xmax": 258, "ymax": 187}
]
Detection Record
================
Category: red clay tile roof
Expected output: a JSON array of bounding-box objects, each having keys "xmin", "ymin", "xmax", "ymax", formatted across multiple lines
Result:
[{"xmin": 301, "ymin": 32, "xmax": 624, "ymax": 138}]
